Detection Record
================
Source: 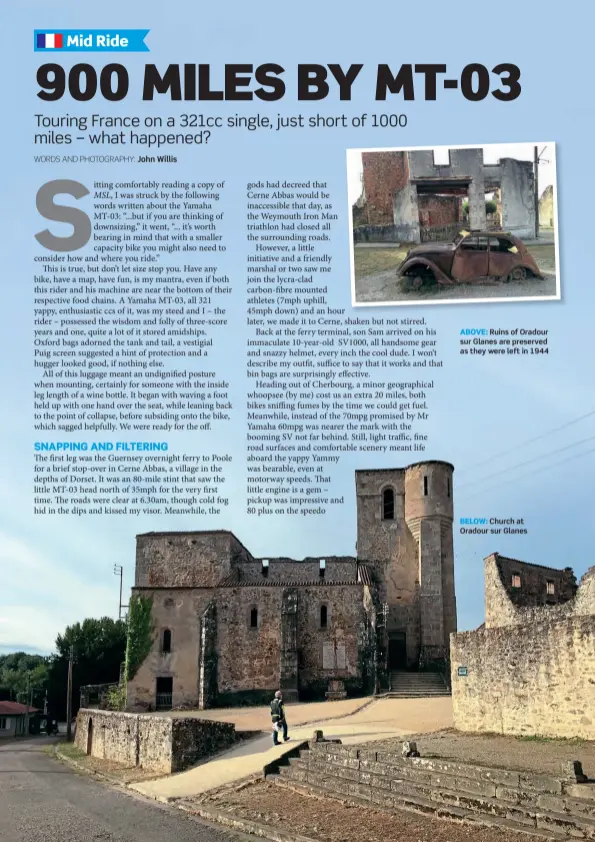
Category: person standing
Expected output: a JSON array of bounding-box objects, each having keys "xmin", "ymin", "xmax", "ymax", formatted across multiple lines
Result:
[{"xmin": 270, "ymin": 690, "xmax": 289, "ymax": 745}]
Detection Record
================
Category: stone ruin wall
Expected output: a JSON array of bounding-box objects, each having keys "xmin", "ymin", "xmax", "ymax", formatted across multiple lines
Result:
[
  {"xmin": 451, "ymin": 562, "xmax": 595, "ymax": 740},
  {"xmin": 75, "ymin": 708, "xmax": 238, "ymax": 774}
]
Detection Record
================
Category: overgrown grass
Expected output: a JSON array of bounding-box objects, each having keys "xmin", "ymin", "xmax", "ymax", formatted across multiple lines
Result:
[
  {"xmin": 43, "ymin": 742, "xmax": 85, "ymax": 760},
  {"xmin": 516, "ymin": 734, "xmax": 585, "ymax": 745},
  {"xmin": 353, "ymin": 247, "xmax": 408, "ymax": 280},
  {"xmin": 353, "ymin": 242, "xmax": 556, "ymax": 283}
]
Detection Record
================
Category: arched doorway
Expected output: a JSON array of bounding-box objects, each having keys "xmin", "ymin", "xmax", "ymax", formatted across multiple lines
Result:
[{"xmin": 86, "ymin": 718, "xmax": 93, "ymax": 756}]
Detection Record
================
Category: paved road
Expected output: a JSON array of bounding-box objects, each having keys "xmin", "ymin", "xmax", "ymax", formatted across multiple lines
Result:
[{"xmin": 0, "ymin": 737, "xmax": 244, "ymax": 842}]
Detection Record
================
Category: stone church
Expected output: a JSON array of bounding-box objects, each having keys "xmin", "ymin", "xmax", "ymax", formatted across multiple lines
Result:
[{"xmin": 126, "ymin": 460, "xmax": 457, "ymax": 711}]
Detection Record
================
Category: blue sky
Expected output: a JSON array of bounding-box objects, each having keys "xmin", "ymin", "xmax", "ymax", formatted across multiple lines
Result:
[{"xmin": 2, "ymin": 3, "xmax": 594, "ymax": 655}]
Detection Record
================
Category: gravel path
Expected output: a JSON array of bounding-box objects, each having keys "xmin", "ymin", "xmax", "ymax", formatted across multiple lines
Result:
[
  {"xmin": 0, "ymin": 737, "xmax": 238, "ymax": 842},
  {"xmin": 354, "ymin": 270, "xmax": 558, "ymax": 304},
  {"xmin": 370, "ymin": 729, "xmax": 595, "ymax": 776},
  {"xmin": 197, "ymin": 780, "xmax": 531, "ymax": 842}
]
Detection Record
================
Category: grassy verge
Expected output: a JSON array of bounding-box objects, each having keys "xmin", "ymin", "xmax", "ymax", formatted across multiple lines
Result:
[
  {"xmin": 353, "ymin": 242, "xmax": 556, "ymax": 283},
  {"xmin": 353, "ymin": 247, "xmax": 407, "ymax": 280}
]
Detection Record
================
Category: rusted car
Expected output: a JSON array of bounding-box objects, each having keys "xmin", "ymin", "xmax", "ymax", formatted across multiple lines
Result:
[{"xmin": 397, "ymin": 230, "xmax": 543, "ymax": 290}]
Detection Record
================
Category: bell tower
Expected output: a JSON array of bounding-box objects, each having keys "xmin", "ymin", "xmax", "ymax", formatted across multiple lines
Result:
[{"xmin": 356, "ymin": 462, "xmax": 456, "ymax": 670}]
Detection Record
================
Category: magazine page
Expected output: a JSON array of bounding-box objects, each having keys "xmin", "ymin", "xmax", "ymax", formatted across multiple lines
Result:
[{"xmin": 2, "ymin": 4, "xmax": 594, "ymax": 841}]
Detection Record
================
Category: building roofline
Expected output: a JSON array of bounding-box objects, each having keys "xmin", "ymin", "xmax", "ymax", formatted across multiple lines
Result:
[
  {"xmin": 135, "ymin": 529, "xmax": 255, "ymax": 558},
  {"xmin": 355, "ymin": 460, "xmax": 455, "ymax": 473},
  {"xmin": 485, "ymin": 552, "xmax": 574, "ymax": 576},
  {"xmin": 136, "ymin": 529, "xmax": 237, "ymax": 538}
]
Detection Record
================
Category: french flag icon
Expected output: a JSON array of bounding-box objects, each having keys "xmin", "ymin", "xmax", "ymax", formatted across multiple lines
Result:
[{"xmin": 36, "ymin": 32, "xmax": 63, "ymax": 48}]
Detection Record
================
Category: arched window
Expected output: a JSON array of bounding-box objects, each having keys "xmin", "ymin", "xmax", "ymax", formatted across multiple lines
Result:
[
  {"xmin": 382, "ymin": 488, "xmax": 395, "ymax": 520},
  {"xmin": 250, "ymin": 607, "xmax": 258, "ymax": 628},
  {"xmin": 320, "ymin": 605, "xmax": 328, "ymax": 628},
  {"xmin": 162, "ymin": 629, "xmax": 172, "ymax": 653}
]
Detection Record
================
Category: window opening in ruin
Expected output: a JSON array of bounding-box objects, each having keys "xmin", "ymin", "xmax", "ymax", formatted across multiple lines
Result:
[
  {"xmin": 262, "ymin": 558, "xmax": 269, "ymax": 578},
  {"xmin": 423, "ymin": 476, "xmax": 428, "ymax": 496},
  {"xmin": 250, "ymin": 607, "xmax": 258, "ymax": 628},
  {"xmin": 162, "ymin": 629, "xmax": 172, "ymax": 653},
  {"xmin": 433, "ymin": 147, "xmax": 450, "ymax": 166},
  {"xmin": 447, "ymin": 478, "xmax": 451, "ymax": 498},
  {"xmin": 547, "ymin": 580, "xmax": 555, "ymax": 595},
  {"xmin": 382, "ymin": 488, "xmax": 395, "ymax": 520},
  {"xmin": 512, "ymin": 573, "xmax": 521, "ymax": 589},
  {"xmin": 319, "ymin": 559, "xmax": 326, "ymax": 579},
  {"xmin": 320, "ymin": 605, "xmax": 328, "ymax": 628},
  {"xmin": 155, "ymin": 677, "xmax": 173, "ymax": 711}
]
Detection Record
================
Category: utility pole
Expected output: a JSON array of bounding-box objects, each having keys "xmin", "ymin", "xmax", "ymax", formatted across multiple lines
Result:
[
  {"xmin": 24, "ymin": 674, "xmax": 31, "ymax": 737},
  {"xmin": 534, "ymin": 145, "xmax": 539, "ymax": 239},
  {"xmin": 66, "ymin": 646, "xmax": 74, "ymax": 741},
  {"xmin": 114, "ymin": 564, "xmax": 125, "ymax": 619}
]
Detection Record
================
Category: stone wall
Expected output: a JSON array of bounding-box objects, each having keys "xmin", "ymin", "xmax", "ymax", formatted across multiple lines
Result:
[
  {"xmin": 451, "ymin": 615, "xmax": 595, "ymax": 740},
  {"xmin": 418, "ymin": 195, "xmax": 461, "ymax": 227},
  {"xmin": 135, "ymin": 531, "xmax": 251, "ymax": 588},
  {"xmin": 237, "ymin": 558, "xmax": 358, "ymax": 584},
  {"xmin": 392, "ymin": 183, "xmax": 420, "ymax": 242},
  {"xmin": 539, "ymin": 184, "xmax": 555, "ymax": 228},
  {"xmin": 484, "ymin": 554, "xmax": 580, "ymax": 629},
  {"xmin": 500, "ymin": 158, "xmax": 535, "ymax": 239},
  {"xmin": 452, "ymin": 560, "xmax": 595, "ymax": 740},
  {"xmin": 127, "ymin": 587, "xmax": 214, "ymax": 711},
  {"xmin": 198, "ymin": 600, "xmax": 218, "ymax": 709},
  {"xmin": 276, "ymin": 741, "xmax": 595, "ymax": 837},
  {"xmin": 216, "ymin": 586, "xmax": 283, "ymax": 704},
  {"xmin": 295, "ymin": 584, "xmax": 368, "ymax": 698},
  {"xmin": 360, "ymin": 151, "xmax": 409, "ymax": 225},
  {"xmin": 352, "ymin": 224, "xmax": 413, "ymax": 244},
  {"xmin": 355, "ymin": 463, "xmax": 455, "ymax": 669},
  {"xmin": 75, "ymin": 709, "xmax": 238, "ymax": 774}
]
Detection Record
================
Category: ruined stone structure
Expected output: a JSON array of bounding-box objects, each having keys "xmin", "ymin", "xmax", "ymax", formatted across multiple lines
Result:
[
  {"xmin": 451, "ymin": 553, "xmax": 595, "ymax": 739},
  {"xmin": 354, "ymin": 148, "xmax": 536, "ymax": 243},
  {"xmin": 126, "ymin": 462, "xmax": 456, "ymax": 710},
  {"xmin": 75, "ymin": 708, "xmax": 240, "ymax": 774},
  {"xmin": 539, "ymin": 184, "xmax": 555, "ymax": 228}
]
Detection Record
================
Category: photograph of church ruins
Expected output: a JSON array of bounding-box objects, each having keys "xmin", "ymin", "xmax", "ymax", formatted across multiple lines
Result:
[
  {"xmin": 348, "ymin": 142, "xmax": 560, "ymax": 306},
  {"xmin": 123, "ymin": 460, "xmax": 595, "ymax": 746}
]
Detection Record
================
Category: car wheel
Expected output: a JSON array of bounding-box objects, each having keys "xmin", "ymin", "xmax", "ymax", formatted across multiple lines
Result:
[
  {"xmin": 507, "ymin": 266, "xmax": 527, "ymax": 282},
  {"xmin": 402, "ymin": 273, "xmax": 430, "ymax": 292}
]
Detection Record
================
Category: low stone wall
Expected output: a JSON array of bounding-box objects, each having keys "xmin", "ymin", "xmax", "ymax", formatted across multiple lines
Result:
[
  {"xmin": 75, "ymin": 709, "xmax": 238, "ymax": 774},
  {"xmin": 353, "ymin": 224, "xmax": 412, "ymax": 244},
  {"xmin": 274, "ymin": 741, "xmax": 595, "ymax": 839},
  {"xmin": 451, "ymin": 615, "xmax": 595, "ymax": 740}
]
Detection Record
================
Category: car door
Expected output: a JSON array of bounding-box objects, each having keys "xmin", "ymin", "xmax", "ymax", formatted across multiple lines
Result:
[
  {"xmin": 450, "ymin": 235, "xmax": 490, "ymax": 282},
  {"xmin": 488, "ymin": 236, "xmax": 517, "ymax": 278}
]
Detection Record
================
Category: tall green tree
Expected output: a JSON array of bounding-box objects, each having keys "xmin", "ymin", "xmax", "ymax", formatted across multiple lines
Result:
[
  {"xmin": 47, "ymin": 617, "xmax": 127, "ymax": 718},
  {"xmin": 0, "ymin": 653, "xmax": 49, "ymax": 706}
]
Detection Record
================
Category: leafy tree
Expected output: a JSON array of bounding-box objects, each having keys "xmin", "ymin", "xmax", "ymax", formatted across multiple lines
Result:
[
  {"xmin": 47, "ymin": 617, "xmax": 127, "ymax": 718},
  {"xmin": 462, "ymin": 199, "xmax": 498, "ymax": 218},
  {"xmin": 0, "ymin": 653, "xmax": 49, "ymax": 706}
]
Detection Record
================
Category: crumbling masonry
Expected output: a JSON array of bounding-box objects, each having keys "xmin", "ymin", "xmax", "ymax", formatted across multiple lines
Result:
[
  {"xmin": 126, "ymin": 462, "xmax": 457, "ymax": 710},
  {"xmin": 355, "ymin": 148, "xmax": 536, "ymax": 242}
]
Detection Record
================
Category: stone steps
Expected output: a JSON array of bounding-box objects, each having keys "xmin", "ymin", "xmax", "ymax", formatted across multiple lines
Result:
[
  {"xmin": 387, "ymin": 671, "xmax": 450, "ymax": 697},
  {"xmin": 270, "ymin": 773, "xmax": 568, "ymax": 840},
  {"xmin": 268, "ymin": 741, "xmax": 595, "ymax": 840}
]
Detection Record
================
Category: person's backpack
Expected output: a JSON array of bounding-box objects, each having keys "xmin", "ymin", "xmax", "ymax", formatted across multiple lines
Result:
[{"xmin": 270, "ymin": 698, "xmax": 282, "ymax": 720}]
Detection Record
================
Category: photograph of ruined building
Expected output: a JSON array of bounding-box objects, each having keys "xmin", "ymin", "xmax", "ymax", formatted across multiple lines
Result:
[
  {"xmin": 451, "ymin": 553, "xmax": 595, "ymax": 740},
  {"xmin": 126, "ymin": 461, "xmax": 456, "ymax": 711},
  {"xmin": 348, "ymin": 143, "xmax": 559, "ymax": 305}
]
